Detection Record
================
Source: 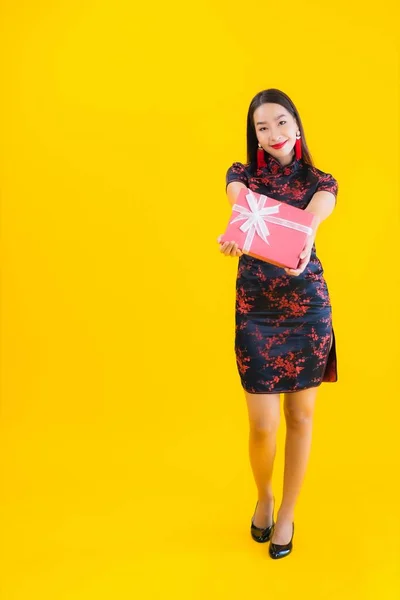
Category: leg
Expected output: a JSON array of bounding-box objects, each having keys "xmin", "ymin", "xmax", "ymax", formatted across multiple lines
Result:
[
  {"xmin": 271, "ymin": 386, "xmax": 318, "ymax": 544},
  {"xmin": 244, "ymin": 390, "xmax": 281, "ymax": 528}
]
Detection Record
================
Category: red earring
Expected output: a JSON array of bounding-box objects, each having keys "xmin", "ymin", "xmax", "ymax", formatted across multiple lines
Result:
[
  {"xmin": 257, "ymin": 144, "xmax": 266, "ymax": 168},
  {"xmin": 295, "ymin": 133, "xmax": 302, "ymax": 160}
]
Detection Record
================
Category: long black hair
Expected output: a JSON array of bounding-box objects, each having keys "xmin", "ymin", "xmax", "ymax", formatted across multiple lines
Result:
[{"xmin": 246, "ymin": 89, "xmax": 314, "ymax": 169}]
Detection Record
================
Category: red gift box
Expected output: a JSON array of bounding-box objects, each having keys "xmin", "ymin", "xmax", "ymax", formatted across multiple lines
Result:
[{"xmin": 220, "ymin": 187, "xmax": 317, "ymax": 269}]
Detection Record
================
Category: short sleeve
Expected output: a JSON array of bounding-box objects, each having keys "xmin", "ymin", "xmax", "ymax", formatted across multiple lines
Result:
[
  {"xmin": 316, "ymin": 172, "xmax": 339, "ymax": 202},
  {"xmin": 226, "ymin": 162, "xmax": 249, "ymax": 191}
]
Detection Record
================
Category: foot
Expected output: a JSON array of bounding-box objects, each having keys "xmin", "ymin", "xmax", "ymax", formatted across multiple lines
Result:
[
  {"xmin": 252, "ymin": 496, "xmax": 274, "ymax": 529},
  {"xmin": 270, "ymin": 516, "xmax": 293, "ymax": 545}
]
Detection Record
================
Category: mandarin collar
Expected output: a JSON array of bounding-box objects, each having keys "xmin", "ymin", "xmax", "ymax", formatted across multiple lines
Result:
[{"xmin": 260, "ymin": 153, "xmax": 303, "ymax": 176}]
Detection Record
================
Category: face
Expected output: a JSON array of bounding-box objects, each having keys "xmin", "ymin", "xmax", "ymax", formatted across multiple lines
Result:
[{"xmin": 253, "ymin": 103, "xmax": 299, "ymax": 164}]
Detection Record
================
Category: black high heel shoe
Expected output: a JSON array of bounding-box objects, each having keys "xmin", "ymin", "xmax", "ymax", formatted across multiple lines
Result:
[
  {"xmin": 250, "ymin": 498, "xmax": 275, "ymax": 543},
  {"xmin": 269, "ymin": 522, "xmax": 294, "ymax": 559}
]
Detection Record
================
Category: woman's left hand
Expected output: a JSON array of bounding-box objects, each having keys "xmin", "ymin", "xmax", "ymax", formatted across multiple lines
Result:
[{"xmin": 284, "ymin": 230, "xmax": 316, "ymax": 277}]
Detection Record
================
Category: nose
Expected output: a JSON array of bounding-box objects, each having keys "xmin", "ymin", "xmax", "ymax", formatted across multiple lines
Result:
[{"xmin": 269, "ymin": 128, "xmax": 283, "ymax": 143}]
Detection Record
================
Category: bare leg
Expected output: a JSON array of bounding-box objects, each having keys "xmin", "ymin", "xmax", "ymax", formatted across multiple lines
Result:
[
  {"xmin": 271, "ymin": 386, "xmax": 318, "ymax": 544},
  {"xmin": 244, "ymin": 390, "xmax": 281, "ymax": 528}
]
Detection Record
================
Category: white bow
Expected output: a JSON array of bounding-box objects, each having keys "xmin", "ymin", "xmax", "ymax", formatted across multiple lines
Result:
[{"xmin": 230, "ymin": 190, "xmax": 313, "ymax": 253}]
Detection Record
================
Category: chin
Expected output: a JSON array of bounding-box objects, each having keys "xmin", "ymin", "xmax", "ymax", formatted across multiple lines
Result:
[{"xmin": 282, "ymin": 146, "xmax": 295, "ymax": 156}]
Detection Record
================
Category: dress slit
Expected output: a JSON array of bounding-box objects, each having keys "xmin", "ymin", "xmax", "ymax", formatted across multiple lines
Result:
[{"xmin": 323, "ymin": 328, "xmax": 338, "ymax": 383}]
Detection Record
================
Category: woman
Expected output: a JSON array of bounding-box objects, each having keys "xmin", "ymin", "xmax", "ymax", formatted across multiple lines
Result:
[{"xmin": 218, "ymin": 88, "xmax": 338, "ymax": 559}]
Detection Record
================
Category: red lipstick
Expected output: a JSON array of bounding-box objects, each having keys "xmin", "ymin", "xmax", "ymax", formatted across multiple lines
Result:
[{"xmin": 271, "ymin": 140, "xmax": 287, "ymax": 149}]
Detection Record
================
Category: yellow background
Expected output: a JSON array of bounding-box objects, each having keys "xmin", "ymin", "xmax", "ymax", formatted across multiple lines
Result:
[{"xmin": 1, "ymin": 1, "xmax": 399, "ymax": 598}]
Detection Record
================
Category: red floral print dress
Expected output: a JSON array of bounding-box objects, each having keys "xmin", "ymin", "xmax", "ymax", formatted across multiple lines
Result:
[{"xmin": 226, "ymin": 153, "xmax": 339, "ymax": 394}]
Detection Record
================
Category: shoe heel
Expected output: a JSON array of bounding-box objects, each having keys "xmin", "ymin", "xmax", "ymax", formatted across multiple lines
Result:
[{"xmin": 250, "ymin": 497, "xmax": 275, "ymax": 543}]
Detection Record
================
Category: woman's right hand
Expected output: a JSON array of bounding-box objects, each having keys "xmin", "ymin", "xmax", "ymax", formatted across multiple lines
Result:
[{"xmin": 217, "ymin": 235, "xmax": 243, "ymax": 257}]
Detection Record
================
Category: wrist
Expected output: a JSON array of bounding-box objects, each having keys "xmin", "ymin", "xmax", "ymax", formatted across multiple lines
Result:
[{"xmin": 312, "ymin": 214, "xmax": 321, "ymax": 230}]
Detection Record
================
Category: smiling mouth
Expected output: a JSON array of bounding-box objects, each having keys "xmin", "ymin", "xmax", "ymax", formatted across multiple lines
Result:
[{"xmin": 271, "ymin": 140, "xmax": 287, "ymax": 149}]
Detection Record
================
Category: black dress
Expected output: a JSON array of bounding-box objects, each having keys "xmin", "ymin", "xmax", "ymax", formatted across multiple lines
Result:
[{"xmin": 225, "ymin": 153, "xmax": 339, "ymax": 394}]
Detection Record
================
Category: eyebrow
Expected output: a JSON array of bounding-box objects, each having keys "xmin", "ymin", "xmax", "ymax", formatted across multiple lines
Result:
[{"xmin": 256, "ymin": 114, "xmax": 287, "ymax": 125}]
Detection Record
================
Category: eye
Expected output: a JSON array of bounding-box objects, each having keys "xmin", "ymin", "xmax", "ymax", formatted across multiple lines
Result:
[{"xmin": 259, "ymin": 121, "xmax": 286, "ymax": 131}]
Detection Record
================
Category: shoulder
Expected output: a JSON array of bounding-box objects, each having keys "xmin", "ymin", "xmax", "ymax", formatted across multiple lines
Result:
[
  {"xmin": 225, "ymin": 161, "xmax": 253, "ymax": 190},
  {"xmin": 307, "ymin": 164, "xmax": 338, "ymax": 184},
  {"xmin": 226, "ymin": 161, "xmax": 252, "ymax": 177},
  {"xmin": 306, "ymin": 164, "xmax": 338, "ymax": 195}
]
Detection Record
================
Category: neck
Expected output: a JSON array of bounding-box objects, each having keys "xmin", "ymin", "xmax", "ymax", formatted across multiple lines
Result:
[{"xmin": 276, "ymin": 149, "xmax": 296, "ymax": 167}]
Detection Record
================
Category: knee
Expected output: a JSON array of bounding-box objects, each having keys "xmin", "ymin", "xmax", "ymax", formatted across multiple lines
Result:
[
  {"xmin": 284, "ymin": 406, "xmax": 313, "ymax": 428},
  {"xmin": 250, "ymin": 418, "xmax": 280, "ymax": 439}
]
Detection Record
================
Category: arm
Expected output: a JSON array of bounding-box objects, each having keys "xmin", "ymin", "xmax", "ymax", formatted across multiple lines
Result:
[
  {"xmin": 303, "ymin": 190, "xmax": 336, "ymax": 228},
  {"xmin": 226, "ymin": 181, "xmax": 248, "ymax": 208},
  {"xmin": 285, "ymin": 190, "xmax": 336, "ymax": 277},
  {"xmin": 218, "ymin": 181, "xmax": 248, "ymax": 257}
]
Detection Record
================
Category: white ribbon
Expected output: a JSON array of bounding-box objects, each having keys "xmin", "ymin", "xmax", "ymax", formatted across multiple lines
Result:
[{"xmin": 230, "ymin": 190, "xmax": 313, "ymax": 253}]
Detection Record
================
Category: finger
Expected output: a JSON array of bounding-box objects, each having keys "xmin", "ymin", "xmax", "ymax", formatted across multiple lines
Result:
[
  {"xmin": 287, "ymin": 264, "xmax": 304, "ymax": 275},
  {"xmin": 297, "ymin": 256, "xmax": 309, "ymax": 270},
  {"xmin": 223, "ymin": 242, "xmax": 235, "ymax": 255},
  {"xmin": 300, "ymin": 236, "xmax": 314, "ymax": 257},
  {"xmin": 217, "ymin": 234, "xmax": 222, "ymax": 243},
  {"xmin": 299, "ymin": 244, "xmax": 312, "ymax": 259},
  {"xmin": 299, "ymin": 248, "xmax": 311, "ymax": 261},
  {"xmin": 221, "ymin": 241, "xmax": 232, "ymax": 250},
  {"xmin": 296, "ymin": 258, "xmax": 308, "ymax": 274}
]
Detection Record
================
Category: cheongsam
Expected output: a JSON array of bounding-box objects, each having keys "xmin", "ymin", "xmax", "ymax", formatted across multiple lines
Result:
[{"xmin": 226, "ymin": 153, "xmax": 338, "ymax": 394}]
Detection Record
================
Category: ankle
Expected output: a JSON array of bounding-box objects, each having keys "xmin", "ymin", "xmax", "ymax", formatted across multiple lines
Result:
[
  {"xmin": 258, "ymin": 492, "xmax": 274, "ymax": 504},
  {"xmin": 276, "ymin": 508, "xmax": 294, "ymax": 521}
]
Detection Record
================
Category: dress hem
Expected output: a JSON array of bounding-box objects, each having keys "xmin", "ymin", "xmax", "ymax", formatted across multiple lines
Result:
[{"xmin": 240, "ymin": 379, "xmax": 338, "ymax": 395}]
